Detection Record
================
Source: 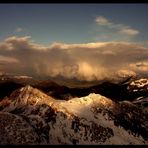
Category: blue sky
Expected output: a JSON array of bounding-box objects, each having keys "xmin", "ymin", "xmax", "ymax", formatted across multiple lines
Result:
[{"xmin": 0, "ymin": 4, "xmax": 148, "ymax": 45}]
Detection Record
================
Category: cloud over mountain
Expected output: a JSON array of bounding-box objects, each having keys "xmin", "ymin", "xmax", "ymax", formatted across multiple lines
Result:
[{"xmin": 0, "ymin": 36, "xmax": 148, "ymax": 81}]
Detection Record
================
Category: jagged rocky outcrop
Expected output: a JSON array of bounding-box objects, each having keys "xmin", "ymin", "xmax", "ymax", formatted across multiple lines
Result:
[
  {"xmin": 0, "ymin": 85, "xmax": 147, "ymax": 145},
  {"xmin": 0, "ymin": 112, "xmax": 39, "ymax": 144}
]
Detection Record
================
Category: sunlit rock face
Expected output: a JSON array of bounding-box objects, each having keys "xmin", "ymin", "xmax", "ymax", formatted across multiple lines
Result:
[
  {"xmin": 0, "ymin": 86, "xmax": 147, "ymax": 145},
  {"xmin": 127, "ymin": 78, "xmax": 148, "ymax": 110},
  {"xmin": 128, "ymin": 78, "xmax": 148, "ymax": 92}
]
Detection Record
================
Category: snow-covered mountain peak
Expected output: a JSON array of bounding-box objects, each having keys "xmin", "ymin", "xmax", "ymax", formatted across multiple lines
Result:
[
  {"xmin": 0, "ymin": 86, "xmax": 147, "ymax": 144},
  {"xmin": 3, "ymin": 85, "xmax": 54, "ymax": 112},
  {"xmin": 58, "ymin": 93, "xmax": 115, "ymax": 117}
]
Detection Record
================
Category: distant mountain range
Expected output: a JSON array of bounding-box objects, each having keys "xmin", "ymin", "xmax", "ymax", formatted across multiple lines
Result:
[{"xmin": 0, "ymin": 73, "xmax": 148, "ymax": 102}]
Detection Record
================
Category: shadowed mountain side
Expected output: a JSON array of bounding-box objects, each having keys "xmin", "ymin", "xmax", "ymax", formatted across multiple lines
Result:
[
  {"xmin": 35, "ymin": 77, "xmax": 148, "ymax": 101},
  {"xmin": 0, "ymin": 75, "xmax": 148, "ymax": 102},
  {"xmin": 0, "ymin": 81, "xmax": 24, "ymax": 100},
  {"xmin": 0, "ymin": 112, "xmax": 39, "ymax": 144}
]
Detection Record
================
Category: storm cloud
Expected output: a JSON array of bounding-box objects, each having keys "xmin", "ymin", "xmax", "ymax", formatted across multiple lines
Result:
[{"xmin": 0, "ymin": 36, "xmax": 148, "ymax": 81}]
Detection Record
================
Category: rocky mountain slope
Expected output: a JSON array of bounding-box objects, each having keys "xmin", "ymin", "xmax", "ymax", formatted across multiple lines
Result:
[{"xmin": 0, "ymin": 85, "xmax": 147, "ymax": 145}]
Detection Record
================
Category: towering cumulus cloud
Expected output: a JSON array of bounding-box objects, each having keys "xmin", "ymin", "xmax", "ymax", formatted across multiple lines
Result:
[{"xmin": 0, "ymin": 36, "xmax": 148, "ymax": 81}]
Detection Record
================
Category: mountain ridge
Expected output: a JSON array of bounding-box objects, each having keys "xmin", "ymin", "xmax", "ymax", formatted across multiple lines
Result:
[{"xmin": 0, "ymin": 85, "xmax": 147, "ymax": 144}]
